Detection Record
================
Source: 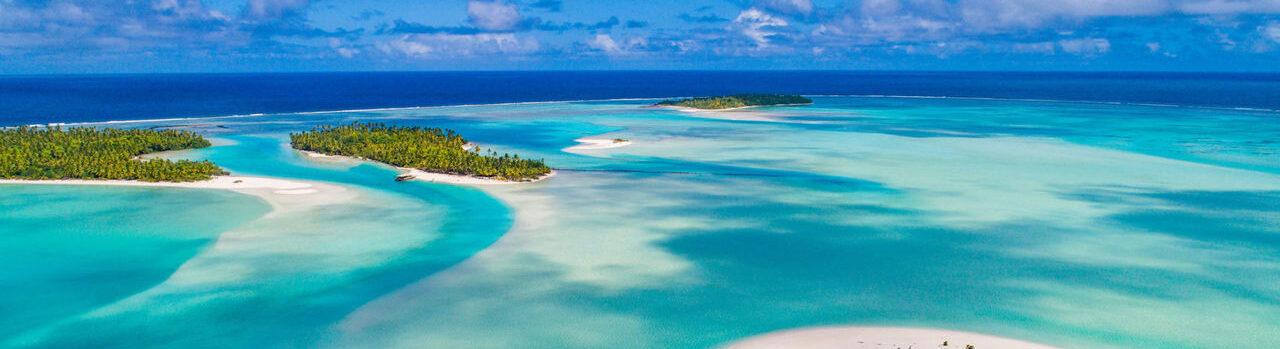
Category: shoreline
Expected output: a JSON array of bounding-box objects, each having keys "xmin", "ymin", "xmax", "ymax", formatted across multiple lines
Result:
[
  {"xmin": 725, "ymin": 326, "xmax": 1064, "ymax": 349},
  {"xmin": 0, "ymin": 176, "xmax": 354, "ymax": 213},
  {"xmin": 658, "ymin": 102, "xmax": 814, "ymax": 113},
  {"xmin": 296, "ymin": 150, "xmax": 554, "ymax": 185},
  {"xmin": 658, "ymin": 104, "xmax": 827, "ymax": 123}
]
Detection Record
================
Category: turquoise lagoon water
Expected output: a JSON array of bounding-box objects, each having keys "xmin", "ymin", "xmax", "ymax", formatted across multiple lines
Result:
[{"xmin": 3, "ymin": 97, "xmax": 1280, "ymax": 348}]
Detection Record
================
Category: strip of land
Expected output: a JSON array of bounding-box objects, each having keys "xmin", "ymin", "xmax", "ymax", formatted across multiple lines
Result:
[
  {"xmin": 0, "ymin": 176, "xmax": 353, "ymax": 212},
  {"xmin": 655, "ymin": 94, "xmax": 812, "ymax": 110},
  {"xmin": 297, "ymin": 149, "xmax": 555, "ymax": 185}
]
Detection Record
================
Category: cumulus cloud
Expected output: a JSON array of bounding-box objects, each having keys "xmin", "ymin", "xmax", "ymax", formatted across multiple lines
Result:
[
  {"xmin": 956, "ymin": 0, "xmax": 1280, "ymax": 30},
  {"xmin": 586, "ymin": 33, "xmax": 649, "ymax": 55},
  {"xmin": 0, "ymin": 0, "xmax": 236, "ymax": 49},
  {"xmin": 329, "ymin": 38, "xmax": 358, "ymax": 58},
  {"xmin": 812, "ymin": 0, "xmax": 955, "ymax": 45},
  {"xmin": 1263, "ymin": 21, "xmax": 1280, "ymax": 42},
  {"xmin": 800, "ymin": 0, "xmax": 1280, "ymax": 59},
  {"xmin": 588, "ymin": 33, "xmax": 622, "ymax": 54},
  {"xmin": 1058, "ymin": 37, "xmax": 1111, "ymax": 56},
  {"xmin": 5, "ymin": 0, "xmax": 1280, "ymax": 71},
  {"xmin": 729, "ymin": 8, "xmax": 788, "ymax": 47},
  {"xmin": 467, "ymin": 0, "xmax": 522, "ymax": 31},
  {"xmin": 1176, "ymin": 0, "xmax": 1280, "ymax": 14}
]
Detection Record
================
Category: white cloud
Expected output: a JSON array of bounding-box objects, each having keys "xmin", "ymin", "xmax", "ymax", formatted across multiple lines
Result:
[
  {"xmin": 812, "ymin": 2, "xmax": 955, "ymax": 45},
  {"xmin": 730, "ymin": 8, "xmax": 788, "ymax": 47},
  {"xmin": 1012, "ymin": 41, "xmax": 1057, "ymax": 54},
  {"xmin": 1147, "ymin": 41, "xmax": 1179, "ymax": 57},
  {"xmin": 329, "ymin": 38, "xmax": 358, "ymax": 58},
  {"xmin": 819, "ymin": 0, "xmax": 1280, "ymax": 37},
  {"xmin": 467, "ymin": 0, "xmax": 522, "ymax": 31},
  {"xmin": 380, "ymin": 33, "xmax": 539, "ymax": 58},
  {"xmin": 587, "ymin": 34, "xmax": 649, "ymax": 55},
  {"xmin": 1263, "ymin": 22, "xmax": 1280, "ymax": 42},
  {"xmin": 958, "ymin": 0, "xmax": 1173, "ymax": 30},
  {"xmin": 1176, "ymin": 0, "xmax": 1280, "ymax": 14},
  {"xmin": 588, "ymin": 34, "xmax": 622, "ymax": 54},
  {"xmin": 1058, "ymin": 37, "xmax": 1111, "ymax": 56},
  {"xmin": 955, "ymin": 0, "xmax": 1280, "ymax": 30},
  {"xmin": 0, "ymin": 1, "xmax": 239, "ymax": 48}
]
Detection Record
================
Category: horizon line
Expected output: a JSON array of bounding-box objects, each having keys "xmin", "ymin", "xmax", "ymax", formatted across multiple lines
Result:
[{"xmin": 5, "ymin": 69, "xmax": 1280, "ymax": 77}]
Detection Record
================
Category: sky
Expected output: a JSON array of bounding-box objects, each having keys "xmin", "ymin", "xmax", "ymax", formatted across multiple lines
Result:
[{"xmin": 2, "ymin": 0, "xmax": 1280, "ymax": 73}]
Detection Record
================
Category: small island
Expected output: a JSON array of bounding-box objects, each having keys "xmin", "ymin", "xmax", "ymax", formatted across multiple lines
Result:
[
  {"xmin": 0, "ymin": 126, "xmax": 226, "ymax": 182},
  {"xmin": 290, "ymin": 122, "xmax": 552, "ymax": 182},
  {"xmin": 656, "ymin": 94, "xmax": 812, "ymax": 110}
]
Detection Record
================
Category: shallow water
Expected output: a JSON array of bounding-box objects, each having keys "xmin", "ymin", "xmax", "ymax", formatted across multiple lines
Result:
[{"xmin": 4, "ymin": 97, "xmax": 1280, "ymax": 348}]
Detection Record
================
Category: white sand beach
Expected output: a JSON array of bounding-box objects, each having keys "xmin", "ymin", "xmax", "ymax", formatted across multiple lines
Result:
[
  {"xmin": 563, "ymin": 137, "xmax": 632, "ymax": 152},
  {"xmin": 401, "ymin": 168, "xmax": 555, "ymax": 185},
  {"xmin": 725, "ymin": 327, "xmax": 1063, "ymax": 349},
  {"xmin": 0, "ymin": 176, "xmax": 353, "ymax": 213},
  {"xmin": 660, "ymin": 105, "xmax": 825, "ymax": 123}
]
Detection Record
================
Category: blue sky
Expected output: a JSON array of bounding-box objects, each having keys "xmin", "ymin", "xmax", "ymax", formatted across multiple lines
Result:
[{"xmin": 2, "ymin": 0, "xmax": 1280, "ymax": 73}]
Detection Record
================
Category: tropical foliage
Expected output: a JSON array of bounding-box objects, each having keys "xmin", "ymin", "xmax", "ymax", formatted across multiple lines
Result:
[
  {"xmin": 0, "ymin": 126, "xmax": 226, "ymax": 182},
  {"xmin": 656, "ymin": 94, "xmax": 812, "ymax": 110},
  {"xmin": 290, "ymin": 122, "xmax": 551, "ymax": 181}
]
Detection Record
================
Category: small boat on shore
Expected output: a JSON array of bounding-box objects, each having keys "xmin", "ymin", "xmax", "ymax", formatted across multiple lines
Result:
[{"xmin": 395, "ymin": 174, "xmax": 416, "ymax": 182}]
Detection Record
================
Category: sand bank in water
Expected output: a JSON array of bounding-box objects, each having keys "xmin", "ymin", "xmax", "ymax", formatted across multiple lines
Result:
[
  {"xmin": 0, "ymin": 176, "xmax": 353, "ymax": 213},
  {"xmin": 726, "ymin": 327, "xmax": 1063, "ymax": 349},
  {"xmin": 563, "ymin": 137, "xmax": 632, "ymax": 152},
  {"xmin": 660, "ymin": 105, "xmax": 826, "ymax": 123}
]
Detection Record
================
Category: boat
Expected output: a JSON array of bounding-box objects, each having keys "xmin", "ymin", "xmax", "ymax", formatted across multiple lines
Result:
[{"xmin": 395, "ymin": 174, "xmax": 416, "ymax": 181}]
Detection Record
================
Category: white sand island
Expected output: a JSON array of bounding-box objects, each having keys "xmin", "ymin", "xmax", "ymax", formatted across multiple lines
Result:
[
  {"xmin": 725, "ymin": 327, "xmax": 1063, "ymax": 349},
  {"xmin": 563, "ymin": 137, "xmax": 632, "ymax": 153}
]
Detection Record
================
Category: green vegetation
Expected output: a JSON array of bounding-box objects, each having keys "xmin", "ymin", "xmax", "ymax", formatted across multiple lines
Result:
[
  {"xmin": 290, "ymin": 122, "xmax": 551, "ymax": 181},
  {"xmin": 0, "ymin": 126, "xmax": 226, "ymax": 182},
  {"xmin": 656, "ymin": 94, "xmax": 812, "ymax": 110},
  {"xmin": 613, "ymin": 138, "xmax": 629, "ymax": 143}
]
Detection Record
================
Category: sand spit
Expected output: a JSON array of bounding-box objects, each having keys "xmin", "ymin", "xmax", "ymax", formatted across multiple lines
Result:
[
  {"xmin": 0, "ymin": 176, "xmax": 353, "ymax": 213},
  {"xmin": 726, "ymin": 327, "xmax": 1063, "ymax": 349},
  {"xmin": 659, "ymin": 105, "xmax": 827, "ymax": 123}
]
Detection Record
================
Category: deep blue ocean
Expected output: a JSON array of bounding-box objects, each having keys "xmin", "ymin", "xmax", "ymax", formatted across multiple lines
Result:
[{"xmin": 3, "ymin": 71, "xmax": 1280, "ymax": 125}]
